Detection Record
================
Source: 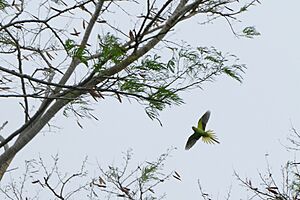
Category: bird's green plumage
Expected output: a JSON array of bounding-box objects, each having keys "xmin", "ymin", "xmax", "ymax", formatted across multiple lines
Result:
[{"xmin": 185, "ymin": 110, "xmax": 219, "ymax": 150}]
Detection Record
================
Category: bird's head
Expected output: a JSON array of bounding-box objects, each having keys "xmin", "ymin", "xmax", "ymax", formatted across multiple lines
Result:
[{"xmin": 192, "ymin": 126, "xmax": 197, "ymax": 132}]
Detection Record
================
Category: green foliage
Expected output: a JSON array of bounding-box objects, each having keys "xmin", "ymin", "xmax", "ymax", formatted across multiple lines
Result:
[
  {"xmin": 197, "ymin": 46, "xmax": 246, "ymax": 81},
  {"xmin": 64, "ymin": 39, "xmax": 246, "ymax": 124},
  {"xmin": 64, "ymin": 39, "xmax": 88, "ymax": 66},
  {"xmin": 223, "ymin": 67, "xmax": 244, "ymax": 83},
  {"xmin": 242, "ymin": 26, "xmax": 260, "ymax": 38},
  {"xmin": 74, "ymin": 47, "xmax": 88, "ymax": 66},
  {"xmin": 139, "ymin": 54, "xmax": 166, "ymax": 71},
  {"xmin": 63, "ymin": 98, "xmax": 98, "ymax": 128},
  {"xmin": 141, "ymin": 165, "xmax": 158, "ymax": 183},
  {"xmin": 95, "ymin": 33, "xmax": 126, "ymax": 70},
  {"xmin": 148, "ymin": 87, "xmax": 183, "ymax": 111},
  {"xmin": 0, "ymin": 0, "xmax": 8, "ymax": 10},
  {"xmin": 0, "ymin": 32, "xmax": 14, "ymax": 51},
  {"xmin": 240, "ymin": 6, "xmax": 248, "ymax": 12},
  {"xmin": 290, "ymin": 165, "xmax": 300, "ymax": 197},
  {"xmin": 120, "ymin": 78, "xmax": 146, "ymax": 93},
  {"xmin": 65, "ymin": 39, "xmax": 76, "ymax": 52},
  {"xmin": 107, "ymin": 44, "xmax": 245, "ymax": 123}
]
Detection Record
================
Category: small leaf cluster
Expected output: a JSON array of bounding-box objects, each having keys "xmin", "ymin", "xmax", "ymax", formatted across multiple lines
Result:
[
  {"xmin": 118, "ymin": 55, "xmax": 184, "ymax": 122},
  {"xmin": 0, "ymin": 0, "xmax": 8, "ymax": 10},
  {"xmin": 63, "ymin": 98, "xmax": 98, "ymax": 128},
  {"xmin": 95, "ymin": 33, "xmax": 126, "ymax": 70},
  {"xmin": 242, "ymin": 26, "xmax": 261, "ymax": 38},
  {"xmin": 65, "ymin": 39, "xmax": 89, "ymax": 66}
]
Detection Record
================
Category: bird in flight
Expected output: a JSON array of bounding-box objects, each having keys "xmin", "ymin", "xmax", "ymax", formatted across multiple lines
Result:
[{"xmin": 185, "ymin": 110, "xmax": 219, "ymax": 150}]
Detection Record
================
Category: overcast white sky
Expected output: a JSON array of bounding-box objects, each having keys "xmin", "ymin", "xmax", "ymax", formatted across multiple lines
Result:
[{"xmin": 1, "ymin": 1, "xmax": 300, "ymax": 199}]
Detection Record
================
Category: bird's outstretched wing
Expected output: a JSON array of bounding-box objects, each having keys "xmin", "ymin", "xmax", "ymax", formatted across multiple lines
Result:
[
  {"xmin": 197, "ymin": 110, "xmax": 211, "ymax": 131},
  {"xmin": 201, "ymin": 131, "xmax": 219, "ymax": 144},
  {"xmin": 185, "ymin": 133, "xmax": 201, "ymax": 150}
]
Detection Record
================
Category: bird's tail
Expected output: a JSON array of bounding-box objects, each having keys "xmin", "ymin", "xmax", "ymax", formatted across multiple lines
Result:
[{"xmin": 202, "ymin": 130, "xmax": 220, "ymax": 144}]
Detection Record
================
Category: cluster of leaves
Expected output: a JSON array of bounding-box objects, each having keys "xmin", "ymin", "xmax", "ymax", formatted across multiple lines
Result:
[
  {"xmin": 242, "ymin": 26, "xmax": 261, "ymax": 38},
  {"xmin": 110, "ymin": 44, "xmax": 245, "ymax": 122},
  {"xmin": 65, "ymin": 39, "xmax": 89, "ymax": 66},
  {"xmin": 0, "ymin": 0, "xmax": 7, "ymax": 10},
  {"xmin": 290, "ymin": 165, "xmax": 300, "ymax": 198},
  {"xmin": 96, "ymin": 33, "xmax": 126, "ymax": 70},
  {"xmin": 0, "ymin": 31, "xmax": 10, "ymax": 43},
  {"xmin": 86, "ymin": 33, "xmax": 243, "ymax": 124},
  {"xmin": 63, "ymin": 98, "xmax": 99, "ymax": 128},
  {"xmin": 180, "ymin": 46, "xmax": 245, "ymax": 82}
]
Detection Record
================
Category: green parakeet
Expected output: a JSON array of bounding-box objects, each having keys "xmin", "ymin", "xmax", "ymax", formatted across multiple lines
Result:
[{"xmin": 185, "ymin": 110, "xmax": 219, "ymax": 150}]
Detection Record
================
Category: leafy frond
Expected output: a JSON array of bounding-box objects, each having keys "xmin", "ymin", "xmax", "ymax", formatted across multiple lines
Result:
[
  {"xmin": 98, "ymin": 33, "xmax": 126, "ymax": 66},
  {"xmin": 65, "ymin": 39, "xmax": 89, "ymax": 66},
  {"xmin": 242, "ymin": 26, "xmax": 261, "ymax": 38},
  {"xmin": 0, "ymin": 0, "xmax": 8, "ymax": 10},
  {"xmin": 100, "ymin": 44, "xmax": 245, "ymax": 123},
  {"xmin": 63, "ymin": 98, "xmax": 98, "ymax": 127}
]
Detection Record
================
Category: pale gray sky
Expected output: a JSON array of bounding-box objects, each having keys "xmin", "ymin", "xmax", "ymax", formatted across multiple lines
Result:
[{"xmin": 1, "ymin": 1, "xmax": 300, "ymax": 199}]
